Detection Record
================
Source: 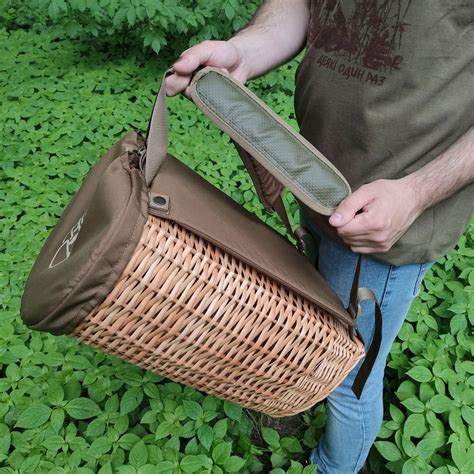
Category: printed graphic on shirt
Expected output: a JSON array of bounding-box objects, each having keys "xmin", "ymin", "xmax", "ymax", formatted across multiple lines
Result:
[{"xmin": 308, "ymin": 0, "xmax": 412, "ymax": 85}]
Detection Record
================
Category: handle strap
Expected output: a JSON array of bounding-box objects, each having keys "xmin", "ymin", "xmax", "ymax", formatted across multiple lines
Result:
[
  {"xmin": 144, "ymin": 68, "xmax": 173, "ymax": 187},
  {"xmin": 348, "ymin": 256, "xmax": 383, "ymax": 399},
  {"xmin": 144, "ymin": 70, "xmax": 303, "ymax": 248}
]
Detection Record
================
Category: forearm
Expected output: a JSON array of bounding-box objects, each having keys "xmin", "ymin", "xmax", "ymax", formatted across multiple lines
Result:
[
  {"xmin": 401, "ymin": 127, "xmax": 474, "ymax": 213},
  {"xmin": 229, "ymin": 0, "xmax": 310, "ymax": 80}
]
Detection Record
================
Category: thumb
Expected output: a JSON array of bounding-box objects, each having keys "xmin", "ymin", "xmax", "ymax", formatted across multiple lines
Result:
[{"xmin": 329, "ymin": 187, "xmax": 371, "ymax": 227}]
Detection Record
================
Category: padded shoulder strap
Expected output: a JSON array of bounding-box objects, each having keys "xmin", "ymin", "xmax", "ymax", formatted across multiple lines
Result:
[
  {"xmin": 189, "ymin": 67, "xmax": 351, "ymax": 216},
  {"xmin": 145, "ymin": 67, "xmax": 351, "ymax": 217}
]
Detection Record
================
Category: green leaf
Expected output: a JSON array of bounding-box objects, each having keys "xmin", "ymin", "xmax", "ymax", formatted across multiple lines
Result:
[
  {"xmin": 65, "ymin": 398, "xmax": 101, "ymax": 420},
  {"xmin": 86, "ymin": 419, "xmax": 106, "ymax": 438},
  {"xmin": 407, "ymin": 366, "xmax": 432, "ymax": 383},
  {"xmin": 270, "ymin": 452, "xmax": 287, "ymax": 468},
  {"xmin": 197, "ymin": 424, "xmax": 213, "ymax": 451},
  {"xmin": 47, "ymin": 382, "xmax": 65, "ymax": 405},
  {"xmin": 396, "ymin": 381, "xmax": 417, "ymax": 401},
  {"xmin": 223, "ymin": 456, "xmax": 246, "ymax": 472},
  {"xmin": 127, "ymin": 7, "xmax": 136, "ymax": 26},
  {"xmin": 451, "ymin": 436, "xmax": 467, "ymax": 469},
  {"xmin": 50, "ymin": 408, "xmax": 65, "ymax": 433},
  {"xmin": 155, "ymin": 420, "xmax": 173, "ymax": 440},
  {"xmin": 154, "ymin": 461, "xmax": 174, "ymax": 472},
  {"xmin": 43, "ymin": 435, "xmax": 65, "ymax": 451},
  {"xmin": 416, "ymin": 431, "xmax": 444, "ymax": 459},
  {"xmin": 450, "ymin": 313, "xmax": 467, "ymax": 334},
  {"xmin": 461, "ymin": 405, "xmax": 474, "ymax": 426},
  {"xmin": 120, "ymin": 388, "xmax": 143, "ymax": 415},
  {"xmin": 98, "ymin": 462, "xmax": 113, "ymax": 474},
  {"xmin": 183, "ymin": 400, "xmax": 203, "ymax": 420},
  {"xmin": 130, "ymin": 441, "xmax": 148, "ymax": 468},
  {"xmin": 389, "ymin": 404, "xmax": 405, "ymax": 424},
  {"xmin": 180, "ymin": 454, "xmax": 211, "ymax": 472},
  {"xmin": 261, "ymin": 427, "xmax": 280, "ymax": 448},
  {"xmin": 280, "ymin": 436, "xmax": 303, "ymax": 453},
  {"xmin": 212, "ymin": 441, "xmax": 232, "ymax": 465},
  {"xmin": 374, "ymin": 441, "xmax": 402, "ymax": 461},
  {"xmin": 213, "ymin": 419, "xmax": 227, "ymax": 439},
  {"xmin": 119, "ymin": 433, "xmax": 142, "ymax": 450},
  {"xmin": 404, "ymin": 413, "xmax": 427, "ymax": 438},
  {"xmin": 88, "ymin": 437, "xmax": 112, "ymax": 457},
  {"xmin": 429, "ymin": 394, "xmax": 453, "ymax": 413},
  {"xmin": 223, "ymin": 400, "xmax": 242, "ymax": 421},
  {"xmin": 224, "ymin": 4, "xmax": 235, "ymax": 20},
  {"xmin": 15, "ymin": 404, "xmax": 51, "ymax": 429},
  {"xmin": 20, "ymin": 454, "xmax": 42, "ymax": 473},
  {"xmin": 151, "ymin": 38, "xmax": 162, "ymax": 54},
  {"xmin": 402, "ymin": 458, "xmax": 419, "ymax": 474},
  {"xmin": 138, "ymin": 464, "xmax": 160, "ymax": 474},
  {"xmin": 401, "ymin": 397, "xmax": 425, "ymax": 414}
]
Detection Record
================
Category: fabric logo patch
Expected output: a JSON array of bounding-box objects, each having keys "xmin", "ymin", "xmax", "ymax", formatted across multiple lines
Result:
[
  {"xmin": 49, "ymin": 213, "xmax": 86, "ymax": 268},
  {"xmin": 309, "ymin": 0, "xmax": 412, "ymax": 85}
]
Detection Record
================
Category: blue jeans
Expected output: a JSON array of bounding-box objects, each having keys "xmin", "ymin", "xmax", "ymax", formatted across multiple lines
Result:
[{"xmin": 301, "ymin": 215, "xmax": 433, "ymax": 473}]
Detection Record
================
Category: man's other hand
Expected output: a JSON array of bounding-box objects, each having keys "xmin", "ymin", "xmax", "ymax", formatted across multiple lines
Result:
[
  {"xmin": 165, "ymin": 40, "xmax": 248, "ymax": 98},
  {"xmin": 328, "ymin": 179, "xmax": 421, "ymax": 254}
]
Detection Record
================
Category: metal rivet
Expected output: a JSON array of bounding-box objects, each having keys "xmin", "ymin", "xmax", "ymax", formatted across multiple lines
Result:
[{"xmin": 153, "ymin": 195, "xmax": 167, "ymax": 206}]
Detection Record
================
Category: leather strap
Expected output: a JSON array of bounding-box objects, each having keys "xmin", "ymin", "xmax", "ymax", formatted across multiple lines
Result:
[
  {"xmin": 145, "ymin": 68, "xmax": 173, "ymax": 186},
  {"xmin": 348, "ymin": 254, "xmax": 363, "ymax": 319},
  {"xmin": 347, "ymin": 257, "xmax": 383, "ymax": 399}
]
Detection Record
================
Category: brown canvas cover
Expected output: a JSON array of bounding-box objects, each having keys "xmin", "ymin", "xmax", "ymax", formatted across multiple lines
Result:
[
  {"xmin": 21, "ymin": 133, "xmax": 148, "ymax": 335},
  {"xmin": 21, "ymin": 68, "xmax": 355, "ymax": 336}
]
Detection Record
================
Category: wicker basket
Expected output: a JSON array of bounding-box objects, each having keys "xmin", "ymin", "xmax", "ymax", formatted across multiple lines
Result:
[
  {"xmin": 21, "ymin": 68, "xmax": 379, "ymax": 417},
  {"xmin": 72, "ymin": 217, "xmax": 364, "ymax": 416}
]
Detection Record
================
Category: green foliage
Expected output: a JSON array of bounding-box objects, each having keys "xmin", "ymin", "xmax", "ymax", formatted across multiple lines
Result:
[
  {"xmin": 373, "ymin": 229, "xmax": 474, "ymax": 473},
  {"xmin": 1, "ymin": 0, "xmax": 261, "ymax": 55},
  {"xmin": 1, "ymin": 24, "xmax": 473, "ymax": 474}
]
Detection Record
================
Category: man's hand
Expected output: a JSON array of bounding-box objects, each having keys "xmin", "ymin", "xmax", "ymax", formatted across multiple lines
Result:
[
  {"xmin": 329, "ymin": 178, "xmax": 421, "ymax": 254},
  {"xmin": 165, "ymin": 40, "xmax": 248, "ymax": 97},
  {"xmin": 329, "ymin": 126, "xmax": 473, "ymax": 254},
  {"xmin": 165, "ymin": 0, "xmax": 310, "ymax": 97}
]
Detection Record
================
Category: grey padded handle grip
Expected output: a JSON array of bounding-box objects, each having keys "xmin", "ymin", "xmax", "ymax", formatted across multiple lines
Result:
[{"xmin": 145, "ymin": 67, "xmax": 351, "ymax": 215}]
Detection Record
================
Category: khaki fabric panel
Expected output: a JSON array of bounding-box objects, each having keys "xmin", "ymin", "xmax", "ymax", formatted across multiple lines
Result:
[
  {"xmin": 21, "ymin": 132, "xmax": 148, "ymax": 335},
  {"xmin": 149, "ymin": 155, "xmax": 354, "ymax": 327},
  {"xmin": 189, "ymin": 68, "xmax": 350, "ymax": 215}
]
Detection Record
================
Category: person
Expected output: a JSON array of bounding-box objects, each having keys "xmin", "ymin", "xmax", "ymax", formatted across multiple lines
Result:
[{"xmin": 165, "ymin": 1, "xmax": 474, "ymax": 472}]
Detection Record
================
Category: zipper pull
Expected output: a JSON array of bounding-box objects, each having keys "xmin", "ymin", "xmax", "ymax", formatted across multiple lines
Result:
[{"xmin": 137, "ymin": 146, "xmax": 147, "ymax": 172}]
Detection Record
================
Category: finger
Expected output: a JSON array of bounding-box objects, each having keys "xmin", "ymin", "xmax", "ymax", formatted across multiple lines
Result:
[
  {"xmin": 349, "ymin": 245, "xmax": 391, "ymax": 254},
  {"xmin": 165, "ymin": 72, "xmax": 192, "ymax": 97},
  {"xmin": 329, "ymin": 186, "xmax": 374, "ymax": 228},
  {"xmin": 337, "ymin": 211, "xmax": 372, "ymax": 237},
  {"xmin": 172, "ymin": 43, "xmax": 214, "ymax": 75},
  {"xmin": 349, "ymin": 245, "xmax": 377, "ymax": 254}
]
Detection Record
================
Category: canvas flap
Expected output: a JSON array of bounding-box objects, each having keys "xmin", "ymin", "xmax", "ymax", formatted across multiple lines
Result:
[
  {"xmin": 21, "ymin": 132, "xmax": 148, "ymax": 335},
  {"xmin": 149, "ymin": 155, "xmax": 354, "ymax": 328}
]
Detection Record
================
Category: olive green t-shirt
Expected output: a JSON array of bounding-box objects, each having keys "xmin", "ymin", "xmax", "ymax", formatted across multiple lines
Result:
[{"xmin": 294, "ymin": 0, "xmax": 473, "ymax": 265}]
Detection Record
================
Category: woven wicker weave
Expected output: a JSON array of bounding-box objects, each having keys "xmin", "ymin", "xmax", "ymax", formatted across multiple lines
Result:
[{"xmin": 72, "ymin": 215, "xmax": 365, "ymax": 416}]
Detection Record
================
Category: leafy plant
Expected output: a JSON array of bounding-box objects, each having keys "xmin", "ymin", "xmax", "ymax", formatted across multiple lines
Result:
[{"xmin": 1, "ymin": 0, "xmax": 261, "ymax": 55}]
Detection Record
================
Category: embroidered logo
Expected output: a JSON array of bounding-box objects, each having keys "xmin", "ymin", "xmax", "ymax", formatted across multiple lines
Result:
[{"xmin": 49, "ymin": 213, "xmax": 86, "ymax": 268}]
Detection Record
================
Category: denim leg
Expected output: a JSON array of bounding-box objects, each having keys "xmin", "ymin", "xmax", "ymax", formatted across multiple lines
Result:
[{"xmin": 303, "ymin": 220, "xmax": 432, "ymax": 473}]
